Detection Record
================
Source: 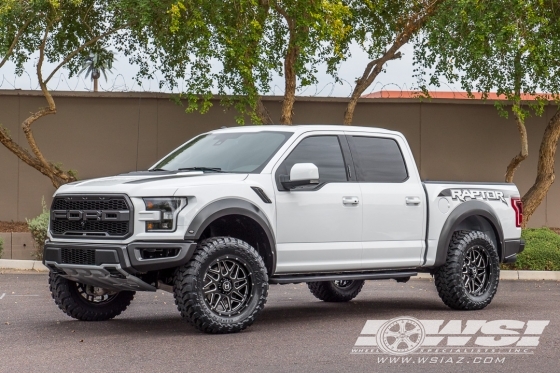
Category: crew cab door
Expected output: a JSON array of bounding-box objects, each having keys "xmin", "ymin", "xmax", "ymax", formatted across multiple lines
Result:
[
  {"xmin": 273, "ymin": 133, "xmax": 362, "ymax": 274},
  {"xmin": 345, "ymin": 133, "xmax": 425, "ymax": 269}
]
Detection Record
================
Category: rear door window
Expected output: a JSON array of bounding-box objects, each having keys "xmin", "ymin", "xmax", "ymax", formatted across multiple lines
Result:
[{"xmin": 347, "ymin": 136, "xmax": 408, "ymax": 183}]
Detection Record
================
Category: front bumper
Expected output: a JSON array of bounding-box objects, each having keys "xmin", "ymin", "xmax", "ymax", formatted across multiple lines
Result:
[
  {"xmin": 43, "ymin": 240, "xmax": 197, "ymax": 292},
  {"xmin": 502, "ymin": 239, "xmax": 525, "ymax": 264}
]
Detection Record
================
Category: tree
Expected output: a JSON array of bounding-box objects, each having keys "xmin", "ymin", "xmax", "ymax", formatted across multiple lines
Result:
[
  {"xmin": 145, "ymin": 0, "xmax": 351, "ymax": 126},
  {"xmin": 79, "ymin": 49, "xmax": 116, "ymax": 92},
  {"xmin": 195, "ymin": 0, "xmax": 275, "ymax": 124},
  {"xmin": 267, "ymin": 0, "xmax": 352, "ymax": 125},
  {"xmin": 0, "ymin": 0, "xmax": 188, "ymax": 188},
  {"xmin": 414, "ymin": 0, "xmax": 560, "ymax": 225},
  {"xmin": 343, "ymin": 0, "xmax": 441, "ymax": 125}
]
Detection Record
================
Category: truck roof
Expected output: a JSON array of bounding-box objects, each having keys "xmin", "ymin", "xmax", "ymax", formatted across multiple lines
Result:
[{"xmin": 211, "ymin": 125, "xmax": 400, "ymax": 136}]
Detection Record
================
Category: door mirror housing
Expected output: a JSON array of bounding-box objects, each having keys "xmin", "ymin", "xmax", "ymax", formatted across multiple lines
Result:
[{"xmin": 280, "ymin": 163, "xmax": 319, "ymax": 190}]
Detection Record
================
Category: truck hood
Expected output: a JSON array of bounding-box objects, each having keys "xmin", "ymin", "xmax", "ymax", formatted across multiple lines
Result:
[{"xmin": 55, "ymin": 172, "xmax": 249, "ymax": 197}]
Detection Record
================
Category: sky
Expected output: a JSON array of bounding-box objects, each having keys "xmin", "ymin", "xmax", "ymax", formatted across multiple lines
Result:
[{"xmin": 0, "ymin": 42, "xmax": 461, "ymax": 97}]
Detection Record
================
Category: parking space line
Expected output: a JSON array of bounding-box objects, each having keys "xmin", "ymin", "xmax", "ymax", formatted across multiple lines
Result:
[{"xmin": 0, "ymin": 293, "xmax": 5, "ymax": 300}]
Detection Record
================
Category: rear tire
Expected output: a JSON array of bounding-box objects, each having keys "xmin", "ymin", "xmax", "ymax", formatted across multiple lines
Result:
[
  {"xmin": 49, "ymin": 272, "xmax": 135, "ymax": 321},
  {"xmin": 308, "ymin": 280, "xmax": 365, "ymax": 302},
  {"xmin": 434, "ymin": 230, "xmax": 500, "ymax": 310},
  {"xmin": 173, "ymin": 237, "xmax": 268, "ymax": 334}
]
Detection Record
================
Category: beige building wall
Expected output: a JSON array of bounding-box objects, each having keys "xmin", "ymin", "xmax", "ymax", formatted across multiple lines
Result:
[{"xmin": 0, "ymin": 90, "xmax": 556, "ymax": 227}]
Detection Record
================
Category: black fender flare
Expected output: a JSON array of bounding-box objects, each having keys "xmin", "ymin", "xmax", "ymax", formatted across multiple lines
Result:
[
  {"xmin": 184, "ymin": 198, "xmax": 277, "ymax": 272},
  {"xmin": 433, "ymin": 201, "xmax": 504, "ymax": 267}
]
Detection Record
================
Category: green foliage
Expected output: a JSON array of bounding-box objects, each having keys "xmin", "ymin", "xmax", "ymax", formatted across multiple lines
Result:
[
  {"xmin": 26, "ymin": 198, "xmax": 49, "ymax": 261},
  {"xmin": 503, "ymin": 228, "xmax": 560, "ymax": 271},
  {"xmin": 0, "ymin": 236, "xmax": 4, "ymax": 259},
  {"xmin": 0, "ymin": 0, "xmax": 194, "ymax": 85},
  {"xmin": 414, "ymin": 0, "xmax": 560, "ymax": 115},
  {"xmin": 139, "ymin": 0, "xmax": 354, "ymax": 124},
  {"xmin": 350, "ymin": 0, "xmax": 432, "ymax": 64},
  {"xmin": 79, "ymin": 48, "xmax": 116, "ymax": 82},
  {"xmin": 266, "ymin": 0, "xmax": 353, "ymax": 83}
]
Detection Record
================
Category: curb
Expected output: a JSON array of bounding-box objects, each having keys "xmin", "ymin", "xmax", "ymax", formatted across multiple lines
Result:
[
  {"xmin": 0, "ymin": 259, "xmax": 48, "ymax": 272},
  {"xmin": 0, "ymin": 259, "xmax": 559, "ymax": 280}
]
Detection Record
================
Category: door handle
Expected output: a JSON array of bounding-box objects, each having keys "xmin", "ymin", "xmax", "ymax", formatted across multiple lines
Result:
[
  {"xmin": 343, "ymin": 196, "xmax": 359, "ymax": 205},
  {"xmin": 405, "ymin": 196, "xmax": 421, "ymax": 206}
]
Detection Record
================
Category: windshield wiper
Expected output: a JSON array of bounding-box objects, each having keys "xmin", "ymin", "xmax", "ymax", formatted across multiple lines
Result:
[
  {"xmin": 177, "ymin": 167, "xmax": 225, "ymax": 173},
  {"xmin": 149, "ymin": 168, "xmax": 168, "ymax": 172}
]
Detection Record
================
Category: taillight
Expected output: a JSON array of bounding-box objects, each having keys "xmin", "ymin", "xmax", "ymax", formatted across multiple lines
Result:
[{"xmin": 511, "ymin": 197, "xmax": 523, "ymax": 228}]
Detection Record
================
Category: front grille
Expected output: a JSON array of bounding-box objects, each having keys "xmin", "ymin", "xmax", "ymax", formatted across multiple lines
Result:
[
  {"xmin": 61, "ymin": 248, "xmax": 96, "ymax": 265},
  {"xmin": 52, "ymin": 199, "xmax": 127, "ymax": 211},
  {"xmin": 50, "ymin": 195, "xmax": 132, "ymax": 238},
  {"xmin": 52, "ymin": 221, "xmax": 129, "ymax": 236}
]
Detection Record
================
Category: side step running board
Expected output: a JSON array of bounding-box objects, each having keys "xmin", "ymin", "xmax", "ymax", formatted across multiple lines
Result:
[{"xmin": 269, "ymin": 270, "xmax": 418, "ymax": 284}]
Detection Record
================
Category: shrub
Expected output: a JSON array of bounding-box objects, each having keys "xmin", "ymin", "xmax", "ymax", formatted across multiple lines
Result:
[
  {"xmin": 26, "ymin": 198, "xmax": 49, "ymax": 261},
  {"xmin": 502, "ymin": 228, "xmax": 560, "ymax": 271},
  {"xmin": 0, "ymin": 237, "xmax": 3, "ymax": 259}
]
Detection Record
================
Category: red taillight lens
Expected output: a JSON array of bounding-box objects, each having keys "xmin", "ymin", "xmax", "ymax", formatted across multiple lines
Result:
[{"xmin": 511, "ymin": 197, "xmax": 523, "ymax": 228}]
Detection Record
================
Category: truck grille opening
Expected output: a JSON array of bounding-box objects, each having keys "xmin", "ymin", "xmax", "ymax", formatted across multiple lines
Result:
[
  {"xmin": 61, "ymin": 249, "xmax": 96, "ymax": 265},
  {"xmin": 52, "ymin": 221, "xmax": 129, "ymax": 236},
  {"xmin": 52, "ymin": 199, "xmax": 127, "ymax": 211},
  {"xmin": 50, "ymin": 195, "xmax": 132, "ymax": 238}
]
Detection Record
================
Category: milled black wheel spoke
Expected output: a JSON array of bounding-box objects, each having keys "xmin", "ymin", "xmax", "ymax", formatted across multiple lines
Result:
[
  {"xmin": 203, "ymin": 284, "xmax": 219, "ymax": 294},
  {"xmin": 230, "ymin": 290, "xmax": 245, "ymax": 302},
  {"xmin": 209, "ymin": 293, "xmax": 221, "ymax": 310},
  {"xmin": 234, "ymin": 278, "xmax": 248, "ymax": 290},
  {"xmin": 220, "ymin": 296, "xmax": 231, "ymax": 312}
]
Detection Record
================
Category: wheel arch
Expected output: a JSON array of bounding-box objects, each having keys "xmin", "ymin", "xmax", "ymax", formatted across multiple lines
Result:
[
  {"xmin": 433, "ymin": 201, "xmax": 504, "ymax": 267},
  {"xmin": 185, "ymin": 199, "xmax": 276, "ymax": 274}
]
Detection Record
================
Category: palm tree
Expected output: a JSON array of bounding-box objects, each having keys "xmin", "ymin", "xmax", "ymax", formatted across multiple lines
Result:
[{"xmin": 79, "ymin": 49, "xmax": 115, "ymax": 92}]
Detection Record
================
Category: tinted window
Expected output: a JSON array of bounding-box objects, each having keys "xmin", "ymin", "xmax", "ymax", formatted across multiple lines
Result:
[
  {"xmin": 153, "ymin": 131, "xmax": 292, "ymax": 173},
  {"xmin": 276, "ymin": 136, "xmax": 347, "ymax": 188},
  {"xmin": 349, "ymin": 136, "xmax": 408, "ymax": 182}
]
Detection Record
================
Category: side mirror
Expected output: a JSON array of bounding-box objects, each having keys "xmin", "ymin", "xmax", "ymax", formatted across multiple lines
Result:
[{"xmin": 280, "ymin": 163, "xmax": 319, "ymax": 190}]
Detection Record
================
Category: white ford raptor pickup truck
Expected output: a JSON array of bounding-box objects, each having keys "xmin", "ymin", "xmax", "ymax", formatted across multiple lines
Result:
[{"xmin": 44, "ymin": 125, "xmax": 524, "ymax": 333}]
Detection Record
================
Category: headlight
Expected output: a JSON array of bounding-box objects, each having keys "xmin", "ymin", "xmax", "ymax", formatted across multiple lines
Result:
[{"xmin": 142, "ymin": 197, "xmax": 186, "ymax": 232}]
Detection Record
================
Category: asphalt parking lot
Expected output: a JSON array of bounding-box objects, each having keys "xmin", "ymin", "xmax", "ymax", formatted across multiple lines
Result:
[{"xmin": 0, "ymin": 272, "xmax": 559, "ymax": 373}]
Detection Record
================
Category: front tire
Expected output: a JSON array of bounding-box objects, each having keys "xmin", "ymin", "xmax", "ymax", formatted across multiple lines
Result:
[
  {"xmin": 173, "ymin": 237, "xmax": 268, "ymax": 334},
  {"xmin": 434, "ymin": 230, "xmax": 500, "ymax": 310},
  {"xmin": 308, "ymin": 280, "xmax": 365, "ymax": 302},
  {"xmin": 49, "ymin": 272, "xmax": 135, "ymax": 321}
]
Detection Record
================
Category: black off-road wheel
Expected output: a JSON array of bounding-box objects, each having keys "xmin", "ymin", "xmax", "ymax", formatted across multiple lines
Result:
[
  {"xmin": 308, "ymin": 280, "xmax": 365, "ymax": 302},
  {"xmin": 173, "ymin": 237, "xmax": 268, "ymax": 334},
  {"xmin": 434, "ymin": 230, "xmax": 500, "ymax": 310},
  {"xmin": 49, "ymin": 272, "xmax": 135, "ymax": 321}
]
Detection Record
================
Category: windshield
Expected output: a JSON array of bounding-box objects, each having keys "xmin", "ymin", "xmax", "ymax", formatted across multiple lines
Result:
[{"xmin": 152, "ymin": 131, "xmax": 293, "ymax": 173}]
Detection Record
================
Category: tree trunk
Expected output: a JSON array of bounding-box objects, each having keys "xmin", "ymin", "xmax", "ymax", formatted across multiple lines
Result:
[
  {"xmin": 344, "ymin": 57, "xmax": 392, "ymax": 125},
  {"xmin": 505, "ymin": 112, "xmax": 528, "ymax": 183},
  {"xmin": 344, "ymin": 0, "xmax": 442, "ymax": 125},
  {"xmin": 280, "ymin": 41, "xmax": 297, "ymax": 125},
  {"xmin": 0, "ymin": 24, "xmax": 78, "ymax": 189},
  {"xmin": 344, "ymin": 91, "xmax": 362, "ymax": 125},
  {"xmin": 522, "ymin": 108, "xmax": 560, "ymax": 226},
  {"xmin": 94, "ymin": 78, "xmax": 98, "ymax": 92},
  {"xmin": 256, "ymin": 97, "xmax": 272, "ymax": 124}
]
